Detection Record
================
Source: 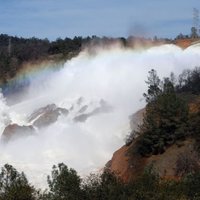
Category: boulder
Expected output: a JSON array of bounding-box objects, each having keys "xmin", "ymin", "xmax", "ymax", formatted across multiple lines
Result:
[
  {"xmin": 1, "ymin": 124, "xmax": 35, "ymax": 142},
  {"xmin": 28, "ymin": 104, "xmax": 68, "ymax": 129},
  {"xmin": 74, "ymin": 100, "xmax": 113, "ymax": 122}
]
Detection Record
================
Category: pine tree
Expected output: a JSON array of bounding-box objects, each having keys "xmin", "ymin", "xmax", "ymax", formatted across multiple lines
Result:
[{"xmin": 137, "ymin": 71, "xmax": 188, "ymax": 156}]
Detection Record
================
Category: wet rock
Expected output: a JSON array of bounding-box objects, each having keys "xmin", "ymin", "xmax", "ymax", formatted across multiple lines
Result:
[
  {"xmin": 57, "ymin": 107, "xmax": 69, "ymax": 116},
  {"xmin": 77, "ymin": 97, "xmax": 84, "ymax": 105},
  {"xmin": 28, "ymin": 104, "xmax": 68, "ymax": 129},
  {"xmin": 74, "ymin": 113, "xmax": 89, "ymax": 122},
  {"xmin": 78, "ymin": 105, "xmax": 88, "ymax": 113},
  {"xmin": 74, "ymin": 100, "xmax": 113, "ymax": 122},
  {"xmin": 1, "ymin": 104, "xmax": 69, "ymax": 142},
  {"xmin": 1, "ymin": 124, "xmax": 35, "ymax": 142},
  {"xmin": 69, "ymin": 105, "xmax": 74, "ymax": 111}
]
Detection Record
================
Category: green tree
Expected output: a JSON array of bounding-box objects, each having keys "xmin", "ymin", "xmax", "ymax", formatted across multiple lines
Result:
[
  {"xmin": 137, "ymin": 71, "xmax": 188, "ymax": 156},
  {"xmin": 47, "ymin": 163, "xmax": 82, "ymax": 200},
  {"xmin": 143, "ymin": 69, "xmax": 162, "ymax": 103},
  {"xmin": 82, "ymin": 170, "xmax": 126, "ymax": 200},
  {"xmin": 183, "ymin": 171, "xmax": 200, "ymax": 199},
  {"xmin": 177, "ymin": 67, "xmax": 200, "ymax": 94},
  {"xmin": 0, "ymin": 164, "xmax": 36, "ymax": 200},
  {"xmin": 129, "ymin": 165, "xmax": 160, "ymax": 200},
  {"xmin": 191, "ymin": 27, "xmax": 199, "ymax": 38}
]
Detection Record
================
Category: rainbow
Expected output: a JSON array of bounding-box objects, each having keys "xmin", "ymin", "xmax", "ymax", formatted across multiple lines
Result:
[{"xmin": 0, "ymin": 59, "xmax": 66, "ymax": 96}]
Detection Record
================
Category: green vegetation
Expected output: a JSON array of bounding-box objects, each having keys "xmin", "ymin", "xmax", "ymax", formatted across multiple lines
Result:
[
  {"xmin": 1, "ymin": 163, "xmax": 200, "ymax": 200},
  {"xmin": 0, "ymin": 34, "xmax": 84, "ymax": 84},
  {"xmin": 135, "ymin": 69, "xmax": 189, "ymax": 156},
  {"xmin": 126, "ymin": 67, "xmax": 200, "ymax": 157},
  {"xmin": 0, "ymin": 34, "xmax": 170, "ymax": 86},
  {"xmin": 176, "ymin": 26, "xmax": 200, "ymax": 39},
  {"xmin": 46, "ymin": 163, "xmax": 83, "ymax": 200},
  {"xmin": 177, "ymin": 67, "xmax": 200, "ymax": 95},
  {"xmin": 0, "ymin": 164, "xmax": 36, "ymax": 200}
]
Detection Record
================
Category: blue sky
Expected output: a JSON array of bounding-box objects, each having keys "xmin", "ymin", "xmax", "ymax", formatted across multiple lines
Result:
[{"xmin": 0, "ymin": 0, "xmax": 199, "ymax": 40}]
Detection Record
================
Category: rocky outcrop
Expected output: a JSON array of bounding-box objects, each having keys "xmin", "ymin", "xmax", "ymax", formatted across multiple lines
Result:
[
  {"xmin": 1, "ymin": 99, "xmax": 112, "ymax": 142},
  {"xmin": 78, "ymin": 105, "xmax": 88, "ymax": 113},
  {"xmin": 1, "ymin": 124, "xmax": 35, "ymax": 142},
  {"xmin": 28, "ymin": 104, "xmax": 68, "ymax": 129},
  {"xmin": 1, "ymin": 104, "xmax": 69, "ymax": 142},
  {"xmin": 74, "ymin": 100, "xmax": 113, "ymax": 122}
]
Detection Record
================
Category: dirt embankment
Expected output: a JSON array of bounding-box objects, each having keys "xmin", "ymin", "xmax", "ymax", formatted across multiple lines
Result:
[
  {"xmin": 175, "ymin": 38, "xmax": 200, "ymax": 49},
  {"xmin": 108, "ymin": 100, "xmax": 200, "ymax": 182},
  {"xmin": 108, "ymin": 137, "xmax": 197, "ymax": 182}
]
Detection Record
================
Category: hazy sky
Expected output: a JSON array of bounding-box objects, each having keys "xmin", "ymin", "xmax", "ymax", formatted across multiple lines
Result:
[{"xmin": 0, "ymin": 0, "xmax": 199, "ymax": 40}]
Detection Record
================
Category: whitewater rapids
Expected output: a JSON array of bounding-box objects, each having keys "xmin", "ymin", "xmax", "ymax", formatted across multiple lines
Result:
[{"xmin": 0, "ymin": 44, "xmax": 200, "ymax": 188}]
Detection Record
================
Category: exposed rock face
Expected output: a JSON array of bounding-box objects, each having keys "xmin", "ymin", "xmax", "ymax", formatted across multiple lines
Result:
[
  {"xmin": 78, "ymin": 105, "xmax": 88, "ymax": 113},
  {"xmin": 28, "ymin": 104, "xmax": 68, "ymax": 129},
  {"xmin": 106, "ymin": 145, "xmax": 135, "ymax": 182},
  {"xmin": 108, "ymin": 138, "xmax": 198, "ymax": 182},
  {"xmin": 1, "ymin": 124, "xmax": 35, "ymax": 142},
  {"xmin": 1, "ymin": 104, "xmax": 69, "ymax": 142},
  {"xmin": 1, "ymin": 99, "xmax": 112, "ymax": 142},
  {"xmin": 74, "ymin": 100, "xmax": 113, "ymax": 122}
]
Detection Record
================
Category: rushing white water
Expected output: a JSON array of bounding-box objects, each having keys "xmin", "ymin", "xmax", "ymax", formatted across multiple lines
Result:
[{"xmin": 0, "ymin": 44, "xmax": 200, "ymax": 188}]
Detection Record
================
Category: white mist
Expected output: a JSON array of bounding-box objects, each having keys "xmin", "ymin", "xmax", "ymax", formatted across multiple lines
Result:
[{"xmin": 0, "ymin": 44, "xmax": 200, "ymax": 188}]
